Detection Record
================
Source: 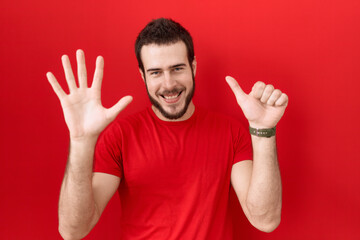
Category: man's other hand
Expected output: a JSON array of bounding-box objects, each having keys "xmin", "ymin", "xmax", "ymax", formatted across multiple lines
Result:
[{"xmin": 225, "ymin": 76, "xmax": 288, "ymax": 129}]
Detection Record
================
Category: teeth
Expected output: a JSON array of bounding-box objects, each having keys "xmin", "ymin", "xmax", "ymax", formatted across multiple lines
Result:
[
  {"xmin": 164, "ymin": 95, "xmax": 178, "ymax": 99},
  {"xmin": 163, "ymin": 91, "xmax": 181, "ymax": 99}
]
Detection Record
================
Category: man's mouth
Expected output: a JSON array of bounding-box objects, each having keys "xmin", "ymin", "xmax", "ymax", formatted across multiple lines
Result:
[{"xmin": 160, "ymin": 91, "xmax": 183, "ymax": 103}]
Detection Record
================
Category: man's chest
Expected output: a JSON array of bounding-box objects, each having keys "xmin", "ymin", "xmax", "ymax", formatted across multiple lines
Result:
[{"xmin": 120, "ymin": 125, "xmax": 234, "ymax": 191}]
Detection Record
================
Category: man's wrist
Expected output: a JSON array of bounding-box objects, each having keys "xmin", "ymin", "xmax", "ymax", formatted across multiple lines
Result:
[
  {"xmin": 70, "ymin": 134, "xmax": 99, "ymax": 144},
  {"xmin": 67, "ymin": 137, "xmax": 98, "ymax": 168},
  {"xmin": 69, "ymin": 136, "xmax": 99, "ymax": 154}
]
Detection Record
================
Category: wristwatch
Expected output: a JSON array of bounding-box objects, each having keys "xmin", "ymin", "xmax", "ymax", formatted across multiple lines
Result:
[{"xmin": 249, "ymin": 126, "xmax": 276, "ymax": 138}]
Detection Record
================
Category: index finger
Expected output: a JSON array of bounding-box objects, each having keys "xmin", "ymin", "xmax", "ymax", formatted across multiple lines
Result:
[{"xmin": 91, "ymin": 56, "xmax": 104, "ymax": 91}]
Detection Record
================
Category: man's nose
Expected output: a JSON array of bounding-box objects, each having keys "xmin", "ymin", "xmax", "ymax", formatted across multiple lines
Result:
[{"xmin": 163, "ymin": 71, "xmax": 177, "ymax": 89}]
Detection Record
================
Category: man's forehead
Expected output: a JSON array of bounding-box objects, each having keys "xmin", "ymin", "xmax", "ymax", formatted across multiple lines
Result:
[{"xmin": 141, "ymin": 41, "xmax": 188, "ymax": 69}]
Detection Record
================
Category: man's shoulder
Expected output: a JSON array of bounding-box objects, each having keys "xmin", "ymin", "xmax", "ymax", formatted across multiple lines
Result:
[
  {"xmin": 119, "ymin": 107, "xmax": 151, "ymax": 121},
  {"xmin": 197, "ymin": 106, "xmax": 243, "ymax": 126},
  {"xmin": 101, "ymin": 107, "xmax": 152, "ymax": 134},
  {"xmin": 194, "ymin": 107, "xmax": 249, "ymax": 143},
  {"xmin": 112, "ymin": 107, "xmax": 153, "ymax": 127}
]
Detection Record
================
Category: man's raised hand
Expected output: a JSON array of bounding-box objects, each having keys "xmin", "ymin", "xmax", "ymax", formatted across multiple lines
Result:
[
  {"xmin": 225, "ymin": 76, "xmax": 288, "ymax": 129},
  {"xmin": 47, "ymin": 49, "xmax": 132, "ymax": 140}
]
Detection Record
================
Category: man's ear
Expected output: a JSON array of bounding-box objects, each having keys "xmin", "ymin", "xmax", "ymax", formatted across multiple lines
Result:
[
  {"xmin": 192, "ymin": 57, "xmax": 197, "ymax": 77},
  {"xmin": 139, "ymin": 68, "xmax": 145, "ymax": 82}
]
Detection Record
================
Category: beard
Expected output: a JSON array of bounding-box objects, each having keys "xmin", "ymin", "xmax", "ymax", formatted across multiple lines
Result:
[{"xmin": 145, "ymin": 75, "xmax": 195, "ymax": 120}]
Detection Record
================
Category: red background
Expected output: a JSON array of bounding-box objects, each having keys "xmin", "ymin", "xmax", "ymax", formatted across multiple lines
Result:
[{"xmin": 1, "ymin": 0, "xmax": 359, "ymax": 239}]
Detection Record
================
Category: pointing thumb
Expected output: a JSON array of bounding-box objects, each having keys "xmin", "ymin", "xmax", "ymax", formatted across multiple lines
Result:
[{"xmin": 225, "ymin": 76, "xmax": 247, "ymax": 106}]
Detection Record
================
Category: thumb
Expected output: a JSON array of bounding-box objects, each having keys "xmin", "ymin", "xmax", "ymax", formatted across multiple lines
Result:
[
  {"xmin": 225, "ymin": 76, "xmax": 247, "ymax": 106},
  {"xmin": 107, "ymin": 95, "xmax": 133, "ymax": 120}
]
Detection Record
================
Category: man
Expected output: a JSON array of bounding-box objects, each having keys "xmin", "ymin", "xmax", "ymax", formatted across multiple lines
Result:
[{"xmin": 47, "ymin": 18, "xmax": 288, "ymax": 239}]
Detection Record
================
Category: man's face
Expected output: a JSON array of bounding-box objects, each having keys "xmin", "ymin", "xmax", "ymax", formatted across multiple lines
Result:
[{"xmin": 140, "ymin": 41, "xmax": 196, "ymax": 120}]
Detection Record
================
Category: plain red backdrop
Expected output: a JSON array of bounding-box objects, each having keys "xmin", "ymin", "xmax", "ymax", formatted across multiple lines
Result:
[{"xmin": 1, "ymin": 0, "xmax": 359, "ymax": 239}]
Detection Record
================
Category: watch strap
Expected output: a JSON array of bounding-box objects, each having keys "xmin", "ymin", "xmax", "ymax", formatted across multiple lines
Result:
[{"xmin": 249, "ymin": 126, "xmax": 276, "ymax": 138}]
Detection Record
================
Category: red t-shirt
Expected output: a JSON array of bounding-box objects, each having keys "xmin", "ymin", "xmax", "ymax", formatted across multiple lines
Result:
[{"xmin": 94, "ymin": 106, "xmax": 253, "ymax": 239}]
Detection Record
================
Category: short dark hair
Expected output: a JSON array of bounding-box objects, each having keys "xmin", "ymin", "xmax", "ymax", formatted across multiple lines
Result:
[{"xmin": 135, "ymin": 18, "xmax": 195, "ymax": 73}]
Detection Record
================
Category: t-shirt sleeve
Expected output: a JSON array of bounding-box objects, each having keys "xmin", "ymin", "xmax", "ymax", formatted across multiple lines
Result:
[
  {"xmin": 93, "ymin": 122, "xmax": 123, "ymax": 178},
  {"xmin": 233, "ymin": 122, "xmax": 253, "ymax": 164}
]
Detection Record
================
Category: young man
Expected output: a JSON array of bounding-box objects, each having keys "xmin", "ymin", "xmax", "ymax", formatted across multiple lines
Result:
[{"xmin": 47, "ymin": 18, "xmax": 288, "ymax": 239}]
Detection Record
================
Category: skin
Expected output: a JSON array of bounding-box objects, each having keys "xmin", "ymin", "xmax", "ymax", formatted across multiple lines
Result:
[
  {"xmin": 226, "ymin": 77, "xmax": 288, "ymax": 232},
  {"xmin": 139, "ymin": 41, "xmax": 197, "ymax": 121},
  {"xmin": 47, "ymin": 42, "xmax": 288, "ymax": 239},
  {"xmin": 47, "ymin": 50, "xmax": 131, "ymax": 239}
]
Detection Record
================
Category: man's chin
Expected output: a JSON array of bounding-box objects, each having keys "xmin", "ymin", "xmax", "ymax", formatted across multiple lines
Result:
[
  {"xmin": 154, "ymin": 104, "xmax": 188, "ymax": 120},
  {"xmin": 146, "ymin": 79, "xmax": 195, "ymax": 120}
]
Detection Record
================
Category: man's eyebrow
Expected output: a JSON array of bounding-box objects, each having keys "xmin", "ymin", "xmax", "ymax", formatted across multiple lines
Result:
[
  {"xmin": 146, "ymin": 63, "xmax": 187, "ymax": 73},
  {"xmin": 170, "ymin": 63, "xmax": 187, "ymax": 68},
  {"xmin": 146, "ymin": 68, "xmax": 162, "ymax": 73}
]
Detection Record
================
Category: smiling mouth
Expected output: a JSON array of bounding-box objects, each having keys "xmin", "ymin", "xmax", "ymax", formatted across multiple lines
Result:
[
  {"xmin": 161, "ymin": 91, "xmax": 183, "ymax": 99},
  {"xmin": 159, "ymin": 91, "xmax": 183, "ymax": 103}
]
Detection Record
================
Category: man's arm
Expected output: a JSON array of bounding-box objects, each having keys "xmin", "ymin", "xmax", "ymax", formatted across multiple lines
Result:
[
  {"xmin": 58, "ymin": 139, "xmax": 120, "ymax": 240},
  {"xmin": 231, "ymin": 136, "xmax": 281, "ymax": 232},
  {"xmin": 47, "ymin": 50, "xmax": 132, "ymax": 239},
  {"xmin": 226, "ymin": 76, "xmax": 288, "ymax": 232}
]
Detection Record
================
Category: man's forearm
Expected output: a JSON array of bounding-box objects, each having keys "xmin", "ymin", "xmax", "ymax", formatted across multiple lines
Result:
[
  {"xmin": 58, "ymin": 137, "xmax": 99, "ymax": 240},
  {"xmin": 246, "ymin": 135, "xmax": 282, "ymax": 231}
]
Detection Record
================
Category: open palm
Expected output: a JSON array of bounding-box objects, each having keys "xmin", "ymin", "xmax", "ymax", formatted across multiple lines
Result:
[{"xmin": 47, "ymin": 50, "xmax": 132, "ymax": 140}]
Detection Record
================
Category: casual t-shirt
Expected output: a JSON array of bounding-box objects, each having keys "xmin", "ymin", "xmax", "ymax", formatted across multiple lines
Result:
[{"xmin": 94, "ymin": 106, "xmax": 253, "ymax": 239}]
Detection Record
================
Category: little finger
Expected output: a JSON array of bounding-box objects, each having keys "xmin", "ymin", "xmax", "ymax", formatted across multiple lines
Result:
[
  {"xmin": 46, "ymin": 72, "xmax": 66, "ymax": 99},
  {"xmin": 275, "ymin": 93, "xmax": 289, "ymax": 107}
]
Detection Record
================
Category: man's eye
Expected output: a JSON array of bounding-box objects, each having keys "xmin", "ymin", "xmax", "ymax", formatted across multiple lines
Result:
[
  {"xmin": 174, "ymin": 67, "xmax": 183, "ymax": 71},
  {"xmin": 151, "ymin": 71, "xmax": 160, "ymax": 76}
]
